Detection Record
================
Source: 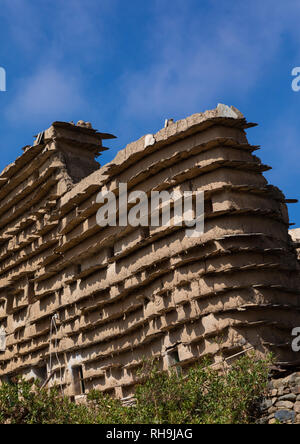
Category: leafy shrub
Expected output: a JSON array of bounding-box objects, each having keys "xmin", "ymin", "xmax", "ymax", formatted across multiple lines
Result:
[
  {"xmin": 116, "ymin": 352, "xmax": 271, "ymax": 424},
  {"xmin": 0, "ymin": 353, "xmax": 270, "ymax": 424},
  {"xmin": 0, "ymin": 378, "xmax": 94, "ymax": 424}
]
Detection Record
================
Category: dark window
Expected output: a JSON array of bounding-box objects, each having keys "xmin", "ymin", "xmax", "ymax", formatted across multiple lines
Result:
[
  {"xmin": 35, "ymin": 365, "xmax": 47, "ymax": 384},
  {"xmin": 72, "ymin": 366, "xmax": 85, "ymax": 395},
  {"xmin": 108, "ymin": 247, "xmax": 115, "ymax": 259},
  {"xmin": 27, "ymin": 280, "xmax": 35, "ymax": 304},
  {"xmin": 141, "ymin": 227, "xmax": 149, "ymax": 239},
  {"xmin": 205, "ymin": 199, "xmax": 213, "ymax": 214},
  {"xmin": 168, "ymin": 350, "xmax": 182, "ymax": 376}
]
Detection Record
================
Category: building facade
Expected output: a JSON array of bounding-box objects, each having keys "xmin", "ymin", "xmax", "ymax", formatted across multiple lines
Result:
[{"xmin": 0, "ymin": 104, "xmax": 300, "ymax": 400}]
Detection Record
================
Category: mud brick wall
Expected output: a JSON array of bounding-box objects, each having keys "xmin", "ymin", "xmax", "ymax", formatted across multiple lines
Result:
[{"xmin": 0, "ymin": 104, "xmax": 300, "ymax": 400}]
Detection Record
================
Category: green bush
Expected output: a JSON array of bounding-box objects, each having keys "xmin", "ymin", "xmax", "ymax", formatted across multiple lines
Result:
[
  {"xmin": 117, "ymin": 352, "xmax": 271, "ymax": 424},
  {"xmin": 0, "ymin": 353, "xmax": 270, "ymax": 424},
  {"xmin": 0, "ymin": 378, "xmax": 94, "ymax": 424}
]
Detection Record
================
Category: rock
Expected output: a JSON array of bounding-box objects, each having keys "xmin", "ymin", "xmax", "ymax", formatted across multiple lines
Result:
[
  {"xmin": 273, "ymin": 379, "xmax": 284, "ymax": 389},
  {"xmin": 76, "ymin": 120, "xmax": 92, "ymax": 129},
  {"xmin": 278, "ymin": 394, "xmax": 296, "ymax": 402},
  {"xmin": 164, "ymin": 119, "xmax": 174, "ymax": 128},
  {"xmin": 292, "ymin": 386, "xmax": 300, "ymax": 395},
  {"xmin": 283, "ymin": 374, "xmax": 297, "ymax": 384},
  {"xmin": 269, "ymin": 418, "xmax": 277, "ymax": 424},
  {"xmin": 260, "ymin": 399, "xmax": 273, "ymax": 411},
  {"xmin": 271, "ymin": 389, "xmax": 278, "ymax": 397},
  {"xmin": 275, "ymin": 410, "xmax": 295, "ymax": 423},
  {"xmin": 294, "ymin": 402, "xmax": 300, "ymax": 413},
  {"xmin": 144, "ymin": 134, "xmax": 156, "ymax": 148},
  {"xmin": 275, "ymin": 401, "xmax": 294, "ymax": 409},
  {"xmin": 256, "ymin": 418, "xmax": 268, "ymax": 425}
]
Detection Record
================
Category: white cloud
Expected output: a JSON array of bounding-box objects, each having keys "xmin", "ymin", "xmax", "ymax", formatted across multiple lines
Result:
[
  {"xmin": 0, "ymin": 0, "xmax": 116, "ymax": 127},
  {"xmin": 120, "ymin": 0, "xmax": 300, "ymax": 121},
  {"xmin": 0, "ymin": 0, "xmax": 46, "ymax": 54},
  {"xmin": 0, "ymin": 0, "xmax": 112, "ymax": 60},
  {"xmin": 5, "ymin": 66, "xmax": 84, "ymax": 123}
]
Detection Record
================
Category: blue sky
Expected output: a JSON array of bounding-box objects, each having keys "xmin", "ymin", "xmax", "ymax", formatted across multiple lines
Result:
[{"xmin": 1, "ymin": 0, "xmax": 300, "ymax": 225}]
